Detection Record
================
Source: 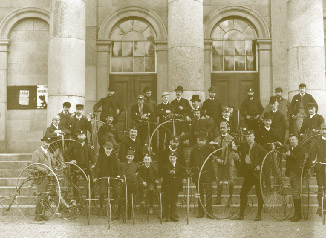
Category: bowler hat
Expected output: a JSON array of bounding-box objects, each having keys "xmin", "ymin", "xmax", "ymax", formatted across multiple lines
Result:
[
  {"xmin": 275, "ymin": 87, "xmax": 283, "ymax": 93},
  {"xmin": 299, "ymin": 83, "xmax": 306, "ymax": 88},
  {"xmin": 76, "ymin": 104, "xmax": 84, "ymax": 110},
  {"xmin": 269, "ymin": 96, "xmax": 277, "ymax": 104},
  {"xmin": 190, "ymin": 95, "xmax": 201, "ymax": 102},
  {"xmin": 63, "ymin": 102, "xmax": 71, "ymax": 108},
  {"xmin": 175, "ymin": 86, "xmax": 184, "ymax": 92}
]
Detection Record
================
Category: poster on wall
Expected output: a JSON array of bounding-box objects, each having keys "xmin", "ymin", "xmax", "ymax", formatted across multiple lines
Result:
[
  {"xmin": 37, "ymin": 85, "xmax": 48, "ymax": 109},
  {"xmin": 7, "ymin": 85, "xmax": 47, "ymax": 110}
]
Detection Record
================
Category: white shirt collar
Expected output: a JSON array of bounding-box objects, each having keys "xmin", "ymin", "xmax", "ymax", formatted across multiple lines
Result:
[
  {"xmin": 310, "ymin": 114, "xmax": 316, "ymax": 118},
  {"xmin": 322, "ymin": 136, "xmax": 326, "ymax": 141},
  {"xmin": 265, "ymin": 126, "xmax": 271, "ymax": 131},
  {"xmin": 41, "ymin": 146, "xmax": 48, "ymax": 154},
  {"xmin": 76, "ymin": 114, "xmax": 82, "ymax": 120}
]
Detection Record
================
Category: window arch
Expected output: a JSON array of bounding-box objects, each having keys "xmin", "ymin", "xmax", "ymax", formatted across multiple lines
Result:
[
  {"xmin": 211, "ymin": 18, "xmax": 257, "ymax": 72},
  {"xmin": 110, "ymin": 18, "xmax": 156, "ymax": 73}
]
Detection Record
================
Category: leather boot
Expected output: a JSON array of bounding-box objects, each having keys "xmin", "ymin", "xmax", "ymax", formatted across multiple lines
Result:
[
  {"xmin": 291, "ymin": 199, "xmax": 300, "ymax": 222},
  {"xmin": 215, "ymin": 184, "xmax": 223, "ymax": 205}
]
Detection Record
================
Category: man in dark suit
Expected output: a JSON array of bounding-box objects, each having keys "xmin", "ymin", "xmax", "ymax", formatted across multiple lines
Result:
[
  {"xmin": 190, "ymin": 94, "xmax": 202, "ymax": 113},
  {"xmin": 58, "ymin": 102, "xmax": 72, "ymax": 132},
  {"xmin": 201, "ymin": 86, "xmax": 222, "ymax": 125},
  {"xmin": 118, "ymin": 127, "xmax": 143, "ymax": 163},
  {"xmin": 156, "ymin": 92, "xmax": 175, "ymax": 152},
  {"xmin": 69, "ymin": 104, "xmax": 92, "ymax": 140},
  {"xmin": 285, "ymin": 134, "xmax": 305, "ymax": 222},
  {"xmin": 309, "ymin": 123, "xmax": 326, "ymax": 215},
  {"xmin": 300, "ymin": 102, "xmax": 324, "ymax": 135},
  {"xmin": 131, "ymin": 95, "xmax": 152, "ymax": 145},
  {"xmin": 189, "ymin": 133, "xmax": 215, "ymax": 218},
  {"xmin": 97, "ymin": 113, "xmax": 120, "ymax": 153},
  {"xmin": 45, "ymin": 115, "xmax": 70, "ymax": 139},
  {"xmin": 93, "ymin": 86, "xmax": 122, "ymax": 122},
  {"xmin": 240, "ymin": 88, "xmax": 263, "ymax": 135},
  {"xmin": 160, "ymin": 151, "xmax": 186, "ymax": 222},
  {"xmin": 171, "ymin": 86, "xmax": 192, "ymax": 118},
  {"xmin": 232, "ymin": 130, "xmax": 267, "ymax": 221},
  {"xmin": 143, "ymin": 87, "xmax": 157, "ymax": 117},
  {"xmin": 289, "ymin": 83, "xmax": 317, "ymax": 134}
]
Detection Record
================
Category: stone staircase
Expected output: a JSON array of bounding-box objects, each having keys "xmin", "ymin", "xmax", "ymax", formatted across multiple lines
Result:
[{"xmin": 0, "ymin": 153, "xmax": 320, "ymax": 217}]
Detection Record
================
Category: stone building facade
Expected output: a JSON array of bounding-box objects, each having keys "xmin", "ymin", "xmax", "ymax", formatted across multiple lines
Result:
[{"xmin": 0, "ymin": 0, "xmax": 325, "ymax": 152}]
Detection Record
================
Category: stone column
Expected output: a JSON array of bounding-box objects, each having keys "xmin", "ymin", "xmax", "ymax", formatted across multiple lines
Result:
[
  {"xmin": 288, "ymin": 0, "xmax": 326, "ymax": 115},
  {"xmin": 0, "ymin": 40, "xmax": 9, "ymax": 152},
  {"xmin": 204, "ymin": 40, "xmax": 212, "ymax": 101},
  {"xmin": 96, "ymin": 40, "xmax": 110, "ymax": 101},
  {"xmin": 156, "ymin": 40, "xmax": 168, "ymax": 103},
  {"xmin": 168, "ymin": 0, "xmax": 205, "ymax": 101},
  {"xmin": 48, "ymin": 0, "xmax": 85, "ymax": 124},
  {"xmin": 257, "ymin": 39, "xmax": 272, "ymax": 107}
]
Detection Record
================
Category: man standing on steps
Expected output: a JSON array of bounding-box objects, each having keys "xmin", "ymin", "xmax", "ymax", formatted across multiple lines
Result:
[
  {"xmin": 285, "ymin": 134, "xmax": 305, "ymax": 222},
  {"xmin": 232, "ymin": 130, "xmax": 266, "ymax": 221}
]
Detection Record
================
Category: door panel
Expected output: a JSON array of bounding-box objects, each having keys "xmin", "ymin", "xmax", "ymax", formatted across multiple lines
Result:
[{"xmin": 110, "ymin": 74, "xmax": 157, "ymax": 132}]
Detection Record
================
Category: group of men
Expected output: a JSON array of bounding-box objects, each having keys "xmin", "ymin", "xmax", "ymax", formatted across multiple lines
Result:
[{"xmin": 31, "ymin": 83, "xmax": 326, "ymax": 223}]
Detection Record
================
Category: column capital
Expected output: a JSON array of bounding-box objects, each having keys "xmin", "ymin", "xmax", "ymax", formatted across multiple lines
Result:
[
  {"xmin": 96, "ymin": 40, "xmax": 111, "ymax": 52},
  {"xmin": 257, "ymin": 38, "xmax": 272, "ymax": 51},
  {"xmin": 0, "ymin": 39, "xmax": 9, "ymax": 52},
  {"xmin": 155, "ymin": 40, "xmax": 168, "ymax": 51}
]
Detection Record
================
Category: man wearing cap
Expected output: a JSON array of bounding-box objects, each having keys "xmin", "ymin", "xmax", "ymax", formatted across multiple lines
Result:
[
  {"xmin": 160, "ymin": 151, "xmax": 186, "ymax": 222},
  {"xmin": 232, "ymin": 130, "xmax": 266, "ymax": 221},
  {"xmin": 97, "ymin": 113, "xmax": 120, "ymax": 153},
  {"xmin": 309, "ymin": 123, "xmax": 326, "ymax": 215},
  {"xmin": 156, "ymin": 92, "xmax": 175, "ymax": 152},
  {"xmin": 93, "ymin": 86, "xmax": 122, "ymax": 122},
  {"xmin": 300, "ymin": 102, "xmax": 324, "ymax": 135},
  {"xmin": 70, "ymin": 104, "xmax": 92, "ymax": 140},
  {"xmin": 201, "ymin": 86, "xmax": 222, "ymax": 125},
  {"xmin": 58, "ymin": 102, "xmax": 72, "ymax": 132},
  {"xmin": 118, "ymin": 127, "xmax": 143, "ymax": 163},
  {"xmin": 32, "ymin": 136, "xmax": 54, "ymax": 221},
  {"xmin": 261, "ymin": 96, "xmax": 286, "ymax": 143},
  {"xmin": 190, "ymin": 132, "xmax": 216, "ymax": 218},
  {"xmin": 261, "ymin": 88, "xmax": 290, "ymax": 121},
  {"xmin": 284, "ymin": 134, "xmax": 305, "ymax": 222},
  {"xmin": 131, "ymin": 95, "xmax": 152, "ymax": 145},
  {"xmin": 289, "ymin": 83, "xmax": 317, "ymax": 134},
  {"xmin": 240, "ymin": 88, "xmax": 263, "ymax": 135}
]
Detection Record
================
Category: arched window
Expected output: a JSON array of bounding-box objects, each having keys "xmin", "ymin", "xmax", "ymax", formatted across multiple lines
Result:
[
  {"xmin": 211, "ymin": 18, "xmax": 257, "ymax": 72},
  {"xmin": 110, "ymin": 19, "xmax": 156, "ymax": 73}
]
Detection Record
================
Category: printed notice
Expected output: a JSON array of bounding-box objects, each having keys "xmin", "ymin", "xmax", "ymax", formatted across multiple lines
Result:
[
  {"xmin": 19, "ymin": 90, "xmax": 29, "ymax": 105},
  {"xmin": 37, "ymin": 85, "xmax": 48, "ymax": 109}
]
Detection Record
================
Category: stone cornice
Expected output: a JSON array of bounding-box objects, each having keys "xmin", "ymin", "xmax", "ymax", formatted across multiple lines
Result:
[{"xmin": 257, "ymin": 39, "xmax": 272, "ymax": 51}]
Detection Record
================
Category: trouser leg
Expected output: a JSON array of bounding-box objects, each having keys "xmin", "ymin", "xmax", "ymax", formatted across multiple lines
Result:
[{"xmin": 239, "ymin": 174, "xmax": 254, "ymax": 217}]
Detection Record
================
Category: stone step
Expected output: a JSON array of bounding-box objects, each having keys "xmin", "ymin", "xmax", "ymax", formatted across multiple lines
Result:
[
  {"xmin": 0, "ymin": 161, "xmax": 31, "ymax": 169},
  {"xmin": 0, "ymin": 154, "xmax": 32, "ymax": 161}
]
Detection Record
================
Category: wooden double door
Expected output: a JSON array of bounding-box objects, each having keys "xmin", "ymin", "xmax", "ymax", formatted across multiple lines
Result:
[{"xmin": 110, "ymin": 74, "xmax": 157, "ymax": 132}]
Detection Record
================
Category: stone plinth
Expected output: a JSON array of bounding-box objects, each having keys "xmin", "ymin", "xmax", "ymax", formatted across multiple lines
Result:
[
  {"xmin": 168, "ymin": 0, "xmax": 204, "ymax": 94},
  {"xmin": 288, "ymin": 0, "xmax": 326, "ymax": 115},
  {"xmin": 48, "ymin": 0, "xmax": 85, "ymax": 123}
]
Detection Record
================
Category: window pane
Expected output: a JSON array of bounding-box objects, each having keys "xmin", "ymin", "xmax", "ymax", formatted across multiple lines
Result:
[
  {"xmin": 119, "ymin": 20, "xmax": 133, "ymax": 33},
  {"xmin": 235, "ymin": 56, "xmax": 245, "ymax": 71},
  {"xmin": 234, "ymin": 20, "xmax": 249, "ymax": 32},
  {"xmin": 212, "ymin": 56, "xmax": 223, "ymax": 71},
  {"xmin": 111, "ymin": 57, "xmax": 122, "ymax": 72},
  {"xmin": 123, "ymin": 57, "xmax": 133, "ymax": 72},
  {"xmin": 111, "ymin": 27, "xmax": 124, "ymax": 41},
  {"xmin": 234, "ymin": 40, "xmax": 245, "ymax": 56},
  {"xmin": 133, "ymin": 20, "xmax": 148, "ymax": 33},
  {"xmin": 211, "ymin": 26, "xmax": 225, "ymax": 39},
  {"xmin": 134, "ymin": 42, "xmax": 146, "ymax": 56},
  {"xmin": 245, "ymin": 41, "xmax": 254, "ymax": 56},
  {"xmin": 212, "ymin": 41, "xmax": 222, "ymax": 56},
  {"xmin": 112, "ymin": 42, "xmax": 122, "ymax": 56},
  {"xmin": 224, "ymin": 56, "xmax": 234, "ymax": 71},
  {"xmin": 243, "ymin": 26, "xmax": 255, "ymax": 40},
  {"xmin": 246, "ymin": 56, "xmax": 255, "ymax": 71},
  {"xmin": 143, "ymin": 27, "xmax": 155, "ymax": 41},
  {"xmin": 219, "ymin": 20, "xmax": 233, "ymax": 32},
  {"xmin": 144, "ymin": 41, "xmax": 155, "ymax": 56},
  {"xmin": 223, "ymin": 41, "xmax": 234, "ymax": 55},
  {"xmin": 134, "ymin": 56, "xmax": 144, "ymax": 72},
  {"xmin": 224, "ymin": 30, "xmax": 244, "ymax": 40},
  {"xmin": 122, "ymin": 42, "xmax": 133, "ymax": 56},
  {"xmin": 145, "ymin": 57, "xmax": 155, "ymax": 72}
]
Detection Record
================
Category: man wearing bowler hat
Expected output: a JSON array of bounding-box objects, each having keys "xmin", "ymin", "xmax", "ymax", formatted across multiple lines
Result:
[
  {"xmin": 289, "ymin": 83, "xmax": 317, "ymax": 135},
  {"xmin": 240, "ymin": 88, "xmax": 263, "ymax": 135},
  {"xmin": 171, "ymin": 86, "xmax": 192, "ymax": 118},
  {"xmin": 300, "ymin": 102, "xmax": 324, "ymax": 135},
  {"xmin": 190, "ymin": 94, "xmax": 202, "ymax": 113},
  {"xmin": 201, "ymin": 86, "xmax": 222, "ymax": 125},
  {"xmin": 70, "ymin": 104, "xmax": 92, "ymax": 140},
  {"xmin": 93, "ymin": 86, "xmax": 122, "ymax": 122}
]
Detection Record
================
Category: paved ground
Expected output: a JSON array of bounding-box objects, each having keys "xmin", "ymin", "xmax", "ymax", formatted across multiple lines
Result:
[{"xmin": 1, "ymin": 213, "xmax": 326, "ymax": 238}]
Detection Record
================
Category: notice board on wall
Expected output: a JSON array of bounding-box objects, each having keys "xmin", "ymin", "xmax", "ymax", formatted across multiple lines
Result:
[{"xmin": 7, "ymin": 85, "xmax": 48, "ymax": 109}]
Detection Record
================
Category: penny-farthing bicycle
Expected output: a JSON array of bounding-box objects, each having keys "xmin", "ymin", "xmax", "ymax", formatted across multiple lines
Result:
[{"xmin": 260, "ymin": 142, "xmax": 292, "ymax": 221}]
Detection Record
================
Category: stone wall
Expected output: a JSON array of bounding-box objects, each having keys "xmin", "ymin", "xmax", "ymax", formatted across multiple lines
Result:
[{"xmin": 6, "ymin": 18, "xmax": 49, "ymax": 152}]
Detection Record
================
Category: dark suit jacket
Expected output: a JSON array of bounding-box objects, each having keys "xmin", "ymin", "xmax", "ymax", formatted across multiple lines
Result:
[
  {"xmin": 131, "ymin": 103, "xmax": 152, "ymax": 122},
  {"xmin": 171, "ymin": 98, "xmax": 192, "ymax": 117},
  {"xmin": 310, "ymin": 137, "xmax": 326, "ymax": 170},
  {"xmin": 97, "ymin": 123, "xmax": 120, "ymax": 146},
  {"xmin": 201, "ymin": 98, "xmax": 222, "ymax": 124},
  {"xmin": 93, "ymin": 94, "xmax": 122, "ymax": 122},
  {"xmin": 300, "ymin": 114, "xmax": 324, "ymax": 134},
  {"xmin": 119, "ymin": 161, "xmax": 141, "ymax": 185},
  {"xmin": 158, "ymin": 147, "xmax": 185, "ymax": 177},
  {"xmin": 289, "ymin": 93, "xmax": 316, "ymax": 117},
  {"xmin": 270, "ymin": 110, "xmax": 286, "ymax": 142},
  {"xmin": 237, "ymin": 142, "xmax": 267, "ymax": 178},
  {"xmin": 156, "ymin": 102, "xmax": 175, "ymax": 123},
  {"xmin": 240, "ymin": 97, "xmax": 263, "ymax": 119},
  {"xmin": 45, "ymin": 124, "xmax": 70, "ymax": 139},
  {"xmin": 286, "ymin": 145, "xmax": 306, "ymax": 176},
  {"xmin": 160, "ymin": 160, "xmax": 185, "ymax": 192},
  {"xmin": 58, "ymin": 112, "xmax": 72, "ymax": 131},
  {"xmin": 144, "ymin": 97, "xmax": 157, "ymax": 118},
  {"xmin": 69, "ymin": 115, "xmax": 92, "ymax": 139},
  {"xmin": 64, "ymin": 141, "xmax": 95, "ymax": 170},
  {"xmin": 96, "ymin": 152, "xmax": 119, "ymax": 178},
  {"xmin": 139, "ymin": 164, "xmax": 158, "ymax": 184},
  {"xmin": 118, "ymin": 136, "xmax": 143, "ymax": 163},
  {"xmin": 189, "ymin": 144, "xmax": 216, "ymax": 183}
]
